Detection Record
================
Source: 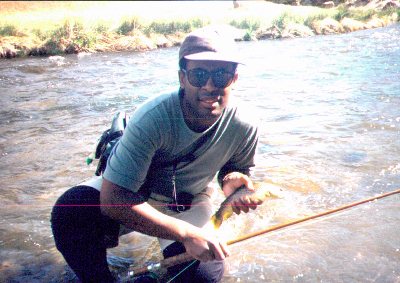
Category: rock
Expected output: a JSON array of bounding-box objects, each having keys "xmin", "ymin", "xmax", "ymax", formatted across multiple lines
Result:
[
  {"xmin": 165, "ymin": 32, "xmax": 186, "ymax": 46},
  {"xmin": 282, "ymin": 23, "xmax": 315, "ymax": 38},
  {"xmin": 65, "ymin": 43, "xmax": 80, "ymax": 54},
  {"xmin": 311, "ymin": 18, "xmax": 344, "ymax": 35},
  {"xmin": 344, "ymin": 0, "xmax": 370, "ymax": 7},
  {"xmin": 366, "ymin": 17, "xmax": 385, "ymax": 28},
  {"xmin": 322, "ymin": 1, "xmax": 336, "ymax": 7},
  {"xmin": 364, "ymin": 0, "xmax": 400, "ymax": 9},
  {"xmin": 149, "ymin": 34, "xmax": 172, "ymax": 48},
  {"xmin": 382, "ymin": 0, "xmax": 400, "ymax": 9},
  {"xmin": 256, "ymin": 26, "xmax": 282, "ymax": 39},
  {"xmin": 0, "ymin": 45, "xmax": 17, "ymax": 58},
  {"xmin": 114, "ymin": 35, "xmax": 156, "ymax": 51},
  {"xmin": 341, "ymin": 17, "xmax": 366, "ymax": 32}
]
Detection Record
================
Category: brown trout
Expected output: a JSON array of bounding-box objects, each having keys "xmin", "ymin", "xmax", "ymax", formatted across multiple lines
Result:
[{"xmin": 210, "ymin": 183, "xmax": 284, "ymax": 229}]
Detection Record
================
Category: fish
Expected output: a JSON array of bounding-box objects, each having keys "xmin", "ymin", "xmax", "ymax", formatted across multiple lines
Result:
[{"xmin": 209, "ymin": 183, "xmax": 284, "ymax": 229}]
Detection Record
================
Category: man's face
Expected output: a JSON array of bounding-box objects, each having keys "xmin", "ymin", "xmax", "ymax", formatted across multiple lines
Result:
[{"xmin": 179, "ymin": 59, "xmax": 238, "ymax": 131}]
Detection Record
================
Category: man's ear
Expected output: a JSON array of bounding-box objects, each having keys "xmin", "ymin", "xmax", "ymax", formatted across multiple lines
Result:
[{"xmin": 178, "ymin": 70, "xmax": 185, "ymax": 89}]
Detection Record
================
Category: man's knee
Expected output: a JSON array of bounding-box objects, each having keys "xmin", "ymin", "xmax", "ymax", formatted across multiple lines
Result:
[
  {"xmin": 51, "ymin": 186, "xmax": 101, "ymax": 250},
  {"xmin": 163, "ymin": 242, "xmax": 225, "ymax": 282},
  {"xmin": 51, "ymin": 185, "xmax": 119, "ymax": 245},
  {"xmin": 197, "ymin": 260, "xmax": 225, "ymax": 283},
  {"xmin": 50, "ymin": 186, "xmax": 119, "ymax": 282}
]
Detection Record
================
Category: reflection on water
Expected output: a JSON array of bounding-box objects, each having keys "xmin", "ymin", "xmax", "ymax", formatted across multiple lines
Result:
[
  {"xmin": 0, "ymin": 24, "xmax": 399, "ymax": 282},
  {"xmin": 223, "ymin": 197, "xmax": 400, "ymax": 283}
]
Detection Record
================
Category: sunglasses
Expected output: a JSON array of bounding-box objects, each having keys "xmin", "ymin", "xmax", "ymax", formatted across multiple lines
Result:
[{"xmin": 182, "ymin": 68, "xmax": 236, "ymax": 89}]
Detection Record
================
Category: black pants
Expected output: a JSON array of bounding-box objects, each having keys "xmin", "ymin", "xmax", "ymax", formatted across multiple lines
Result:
[{"xmin": 50, "ymin": 186, "xmax": 224, "ymax": 282}]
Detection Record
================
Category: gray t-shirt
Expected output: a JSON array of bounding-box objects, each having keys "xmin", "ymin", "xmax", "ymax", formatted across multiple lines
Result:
[{"xmin": 103, "ymin": 90, "xmax": 258, "ymax": 199}]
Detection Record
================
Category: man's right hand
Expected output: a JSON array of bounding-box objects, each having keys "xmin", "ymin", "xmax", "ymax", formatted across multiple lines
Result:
[{"xmin": 181, "ymin": 225, "xmax": 230, "ymax": 261}]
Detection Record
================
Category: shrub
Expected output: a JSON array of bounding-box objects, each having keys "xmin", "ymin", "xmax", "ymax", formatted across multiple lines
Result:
[
  {"xmin": 141, "ymin": 18, "xmax": 206, "ymax": 36},
  {"xmin": 230, "ymin": 18, "xmax": 260, "ymax": 31},
  {"xmin": 304, "ymin": 11, "xmax": 332, "ymax": 28},
  {"xmin": 333, "ymin": 5, "xmax": 349, "ymax": 21},
  {"xmin": 0, "ymin": 24, "xmax": 18, "ymax": 36},
  {"xmin": 117, "ymin": 17, "xmax": 142, "ymax": 35},
  {"xmin": 94, "ymin": 22, "xmax": 110, "ymax": 34},
  {"xmin": 272, "ymin": 11, "xmax": 305, "ymax": 30},
  {"xmin": 350, "ymin": 9, "xmax": 376, "ymax": 21}
]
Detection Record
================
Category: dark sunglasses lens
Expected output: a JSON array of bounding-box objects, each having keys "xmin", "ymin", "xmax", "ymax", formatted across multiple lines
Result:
[
  {"xmin": 212, "ymin": 70, "xmax": 234, "ymax": 88},
  {"xmin": 187, "ymin": 69, "xmax": 209, "ymax": 87},
  {"xmin": 186, "ymin": 68, "xmax": 234, "ymax": 88}
]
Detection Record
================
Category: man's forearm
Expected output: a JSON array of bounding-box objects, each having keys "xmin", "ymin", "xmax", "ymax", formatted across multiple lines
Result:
[{"xmin": 100, "ymin": 178, "xmax": 190, "ymax": 242}]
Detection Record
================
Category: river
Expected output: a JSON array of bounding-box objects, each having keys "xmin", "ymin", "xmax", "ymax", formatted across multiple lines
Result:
[{"xmin": 0, "ymin": 24, "xmax": 399, "ymax": 282}]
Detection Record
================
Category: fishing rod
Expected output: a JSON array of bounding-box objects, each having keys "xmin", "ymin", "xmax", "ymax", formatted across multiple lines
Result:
[{"xmin": 125, "ymin": 187, "xmax": 400, "ymax": 278}]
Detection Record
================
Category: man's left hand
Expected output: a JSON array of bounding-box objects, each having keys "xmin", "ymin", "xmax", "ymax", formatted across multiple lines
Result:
[{"xmin": 221, "ymin": 172, "xmax": 260, "ymax": 214}]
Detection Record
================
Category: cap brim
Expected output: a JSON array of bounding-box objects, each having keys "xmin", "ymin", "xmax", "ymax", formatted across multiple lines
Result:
[{"xmin": 184, "ymin": 51, "xmax": 242, "ymax": 64}]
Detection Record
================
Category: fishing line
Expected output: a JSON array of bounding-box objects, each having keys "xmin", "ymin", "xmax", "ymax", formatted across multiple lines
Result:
[{"xmin": 166, "ymin": 259, "xmax": 198, "ymax": 283}]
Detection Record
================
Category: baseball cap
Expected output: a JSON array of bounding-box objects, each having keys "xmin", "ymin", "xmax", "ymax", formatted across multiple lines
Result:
[{"xmin": 179, "ymin": 25, "xmax": 242, "ymax": 64}]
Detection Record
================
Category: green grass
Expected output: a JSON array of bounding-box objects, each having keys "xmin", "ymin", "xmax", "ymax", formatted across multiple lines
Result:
[
  {"xmin": 0, "ymin": 1, "xmax": 399, "ymax": 58},
  {"xmin": 229, "ymin": 18, "xmax": 261, "ymax": 31},
  {"xmin": 143, "ymin": 18, "xmax": 206, "ymax": 35},
  {"xmin": 0, "ymin": 24, "xmax": 19, "ymax": 36},
  {"xmin": 333, "ymin": 5, "xmax": 400, "ymax": 22},
  {"xmin": 334, "ymin": 6, "xmax": 375, "ymax": 21},
  {"xmin": 116, "ymin": 17, "xmax": 143, "ymax": 35},
  {"xmin": 377, "ymin": 6, "xmax": 400, "ymax": 18}
]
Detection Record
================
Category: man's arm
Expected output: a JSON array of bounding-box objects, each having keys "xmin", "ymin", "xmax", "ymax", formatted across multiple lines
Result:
[
  {"xmin": 100, "ymin": 178, "xmax": 229, "ymax": 261},
  {"xmin": 217, "ymin": 125, "xmax": 260, "ymax": 214}
]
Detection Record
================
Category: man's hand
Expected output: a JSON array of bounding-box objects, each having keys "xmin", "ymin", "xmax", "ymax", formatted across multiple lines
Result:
[
  {"xmin": 221, "ymin": 172, "xmax": 261, "ymax": 215},
  {"xmin": 182, "ymin": 225, "xmax": 230, "ymax": 262}
]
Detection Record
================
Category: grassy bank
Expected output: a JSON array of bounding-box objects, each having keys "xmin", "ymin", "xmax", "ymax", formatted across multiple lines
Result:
[{"xmin": 0, "ymin": 1, "xmax": 399, "ymax": 58}]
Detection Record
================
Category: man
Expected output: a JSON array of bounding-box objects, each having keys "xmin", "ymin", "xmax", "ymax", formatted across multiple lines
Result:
[{"xmin": 51, "ymin": 25, "xmax": 261, "ymax": 282}]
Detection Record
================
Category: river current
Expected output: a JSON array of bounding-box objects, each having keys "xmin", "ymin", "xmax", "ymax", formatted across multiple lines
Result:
[{"xmin": 0, "ymin": 24, "xmax": 399, "ymax": 282}]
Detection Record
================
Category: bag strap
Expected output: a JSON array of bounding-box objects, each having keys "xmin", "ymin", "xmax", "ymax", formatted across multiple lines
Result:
[{"xmin": 161, "ymin": 123, "xmax": 218, "ymax": 168}]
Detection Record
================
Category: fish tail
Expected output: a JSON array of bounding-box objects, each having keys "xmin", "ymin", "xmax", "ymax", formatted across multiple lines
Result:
[{"xmin": 210, "ymin": 214, "xmax": 222, "ymax": 230}]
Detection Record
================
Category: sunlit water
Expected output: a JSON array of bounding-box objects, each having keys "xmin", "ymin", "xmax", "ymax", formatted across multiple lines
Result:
[{"xmin": 0, "ymin": 24, "xmax": 399, "ymax": 282}]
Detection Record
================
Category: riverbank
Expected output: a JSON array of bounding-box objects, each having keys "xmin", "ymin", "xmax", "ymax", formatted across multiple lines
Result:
[{"xmin": 0, "ymin": 1, "xmax": 399, "ymax": 59}]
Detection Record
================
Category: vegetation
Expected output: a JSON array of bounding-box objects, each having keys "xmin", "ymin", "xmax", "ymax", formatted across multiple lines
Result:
[{"xmin": 0, "ymin": 1, "xmax": 398, "ymax": 58}]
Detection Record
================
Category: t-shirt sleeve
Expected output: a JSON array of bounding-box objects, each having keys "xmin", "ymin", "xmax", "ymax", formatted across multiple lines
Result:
[
  {"xmin": 217, "ymin": 123, "xmax": 258, "ymax": 186},
  {"xmin": 103, "ymin": 112, "xmax": 161, "ymax": 192}
]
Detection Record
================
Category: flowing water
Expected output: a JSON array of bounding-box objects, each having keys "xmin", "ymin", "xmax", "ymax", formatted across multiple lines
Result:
[{"xmin": 0, "ymin": 24, "xmax": 399, "ymax": 282}]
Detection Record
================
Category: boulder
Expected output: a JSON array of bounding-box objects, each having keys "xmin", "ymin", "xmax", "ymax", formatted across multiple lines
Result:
[
  {"xmin": 365, "ymin": 17, "xmax": 385, "ymax": 28},
  {"xmin": 365, "ymin": 0, "xmax": 400, "ymax": 10},
  {"xmin": 382, "ymin": 0, "xmax": 400, "ymax": 9},
  {"xmin": 282, "ymin": 23, "xmax": 315, "ymax": 38},
  {"xmin": 165, "ymin": 32, "xmax": 186, "ymax": 46},
  {"xmin": 256, "ymin": 26, "xmax": 282, "ymax": 39},
  {"xmin": 340, "ymin": 17, "xmax": 366, "ymax": 32},
  {"xmin": 322, "ymin": 1, "xmax": 336, "ymax": 7},
  {"xmin": 311, "ymin": 18, "xmax": 344, "ymax": 34},
  {"xmin": 149, "ymin": 34, "xmax": 172, "ymax": 48},
  {"xmin": 0, "ymin": 44, "xmax": 17, "ymax": 58},
  {"xmin": 114, "ymin": 35, "xmax": 156, "ymax": 51}
]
